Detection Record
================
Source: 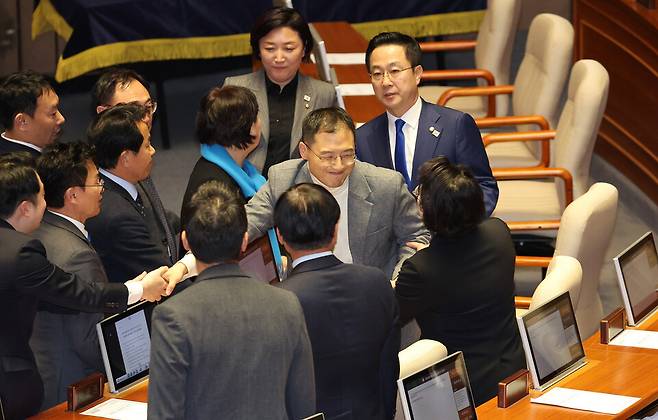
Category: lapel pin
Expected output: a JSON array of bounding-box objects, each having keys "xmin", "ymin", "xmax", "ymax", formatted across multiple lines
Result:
[
  {"xmin": 429, "ymin": 126, "xmax": 440, "ymax": 137},
  {"xmin": 303, "ymin": 95, "xmax": 311, "ymax": 102}
]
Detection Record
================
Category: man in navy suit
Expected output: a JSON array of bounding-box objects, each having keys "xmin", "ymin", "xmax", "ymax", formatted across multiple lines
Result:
[
  {"xmin": 0, "ymin": 71, "xmax": 65, "ymax": 157},
  {"xmin": 275, "ymin": 183, "xmax": 400, "ymax": 420},
  {"xmin": 355, "ymin": 32, "xmax": 498, "ymax": 215}
]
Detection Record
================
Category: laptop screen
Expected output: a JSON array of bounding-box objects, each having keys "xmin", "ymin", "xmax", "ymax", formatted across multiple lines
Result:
[
  {"xmin": 398, "ymin": 352, "xmax": 477, "ymax": 420},
  {"xmin": 614, "ymin": 231, "xmax": 658, "ymax": 326},
  {"xmin": 517, "ymin": 291, "xmax": 586, "ymax": 390},
  {"xmin": 239, "ymin": 234, "xmax": 281, "ymax": 284},
  {"xmin": 96, "ymin": 301, "xmax": 155, "ymax": 393}
]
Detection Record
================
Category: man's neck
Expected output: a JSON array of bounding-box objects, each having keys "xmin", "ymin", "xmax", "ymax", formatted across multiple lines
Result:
[
  {"xmin": 288, "ymin": 245, "xmax": 333, "ymax": 263},
  {"xmin": 388, "ymin": 94, "xmax": 420, "ymax": 118},
  {"xmin": 47, "ymin": 206, "xmax": 85, "ymax": 224}
]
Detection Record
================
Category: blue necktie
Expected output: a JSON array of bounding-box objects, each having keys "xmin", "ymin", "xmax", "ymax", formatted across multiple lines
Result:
[{"xmin": 394, "ymin": 118, "xmax": 411, "ymax": 189}]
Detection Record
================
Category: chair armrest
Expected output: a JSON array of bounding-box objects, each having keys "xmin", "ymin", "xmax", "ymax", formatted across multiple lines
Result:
[
  {"xmin": 495, "ymin": 167, "xmax": 573, "ymax": 232},
  {"xmin": 419, "ymin": 40, "xmax": 477, "ymax": 52},
  {"xmin": 476, "ymin": 115, "xmax": 550, "ymax": 131},
  {"xmin": 515, "ymin": 296, "xmax": 532, "ymax": 310},
  {"xmin": 438, "ymin": 85, "xmax": 514, "ymax": 117},
  {"xmin": 493, "ymin": 166, "xmax": 574, "ymax": 205},
  {"xmin": 516, "ymin": 256, "xmax": 552, "ymax": 267},
  {"xmin": 483, "ymin": 129, "xmax": 556, "ymax": 168},
  {"xmin": 422, "ymin": 69, "xmax": 495, "ymax": 85}
]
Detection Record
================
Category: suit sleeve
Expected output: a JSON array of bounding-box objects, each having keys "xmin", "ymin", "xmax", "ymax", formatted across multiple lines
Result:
[
  {"xmin": 285, "ymin": 297, "xmax": 316, "ymax": 419},
  {"xmin": 455, "ymin": 112, "xmax": 499, "ymax": 216},
  {"xmin": 245, "ymin": 181, "xmax": 276, "ymax": 241},
  {"xmin": 379, "ymin": 287, "xmax": 401, "ymax": 420},
  {"xmin": 395, "ymin": 257, "xmax": 435, "ymax": 324},
  {"xmin": 102, "ymin": 207, "xmax": 170, "ymax": 279},
  {"xmin": 63, "ymin": 247, "xmax": 108, "ymax": 368},
  {"xmin": 148, "ymin": 304, "xmax": 189, "ymax": 420},
  {"xmin": 391, "ymin": 173, "xmax": 431, "ymax": 280},
  {"xmin": 16, "ymin": 239, "xmax": 127, "ymax": 313}
]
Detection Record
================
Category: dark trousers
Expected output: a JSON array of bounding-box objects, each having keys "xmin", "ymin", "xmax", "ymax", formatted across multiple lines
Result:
[{"xmin": 0, "ymin": 358, "xmax": 44, "ymax": 420}]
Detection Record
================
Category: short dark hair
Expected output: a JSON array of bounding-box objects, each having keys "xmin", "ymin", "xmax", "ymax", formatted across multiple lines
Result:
[
  {"xmin": 365, "ymin": 32, "xmax": 422, "ymax": 71},
  {"xmin": 417, "ymin": 156, "xmax": 485, "ymax": 237},
  {"xmin": 302, "ymin": 107, "xmax": 355, "ymax": 146},
  {"xmin": 37, "ymin": 142, "xmax": 94, "ymax": 208},
  {"xmin": 195, "ymin": 86, "xmax": 259, "ymax": 149},
  {"xmin": 0, "ymin": 153, "xmax": 39, "ymax": 219},
  {"xmin": 91, "ymin": 68, "xmax": 150, "ymax": 108},
  {"xmin": 87, "ymin": 104, "xmax": 147, "ymax": 169},
  {"xmin": 0, "ymin": 71, "xmax": 54, "ymax": 129},
  {"xmin": 274, "ymin": 183, "xmax": 340, "ymax": 251},
  {"xmin": 250, "ymin": 7, "xmax": 313, "ymax": 62},
  {"xmin": 185, "ymin": 180, "xmax": 247, "ymax": 264}
]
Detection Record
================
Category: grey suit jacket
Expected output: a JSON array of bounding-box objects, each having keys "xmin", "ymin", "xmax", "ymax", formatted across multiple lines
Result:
[
  {"xmin": 246, "ymin": 159, "xmax": 430, "ymax": 279},
  {"xmin": 224, "ymin": 70, "xmax": 337, "ymax": 173},
  {"xmin": 148, "ymin": 263, "xmax": 315, "ymax": 420},
  {"xmin": 30, "ymin": 211, "xmax": 107, "ymax": 409}
]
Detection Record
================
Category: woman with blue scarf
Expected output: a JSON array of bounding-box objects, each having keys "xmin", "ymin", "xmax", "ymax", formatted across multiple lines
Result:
[{"xmin": 180, "ymin": 86, "xmax": 282, "ymax": 270}]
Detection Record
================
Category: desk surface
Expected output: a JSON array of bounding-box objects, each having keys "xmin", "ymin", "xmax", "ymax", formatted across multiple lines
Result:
[
  {"xmin": 32, "ymin": 311, "xmax": 658, "ymax": 419},
  {"xmin": 476, "ymin": 311, "xmax": 658, "ymax": 419}
]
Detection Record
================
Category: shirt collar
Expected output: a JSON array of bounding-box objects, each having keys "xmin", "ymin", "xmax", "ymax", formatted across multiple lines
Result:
[
  {"xmin": 386, "ymin": 96, "xmax": 422, "ymax": 129},
  {"xmin": 265, "ymin": 72, "xmax": 299, "ymax": 95},
  {"xmin": 99, "ymin": 168, "xmax": 139, "ymax": 200},
  {"xmin": 1, "ymin": 132, "xmax": 42, "ymax": 153},
  {"xmin": 292, "ymin": 251, "xmax": 333, "ymax": 269},
  {"xmin": 309, "ymin": 172, "xmax": 350, "ymax": 194},
  {"xmin": 47, "ymin": 210, "xmax": 89, "ymax": 240}
]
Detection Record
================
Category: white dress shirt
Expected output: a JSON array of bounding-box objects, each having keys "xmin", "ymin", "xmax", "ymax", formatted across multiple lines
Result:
[
  {"xmin": 292, "ymin": 251, "xmax": 333, "ymax": 269},
  {"xmin": 386, "ymin": 96, "xmax": 423, "ymax": 174},
  {"xmin": 310, "ymin": 174, "xmax": 353, "ymax": 264},
  {"xmin": 99, "ymin": 168, "xmax": 138, "ymax": 200}
]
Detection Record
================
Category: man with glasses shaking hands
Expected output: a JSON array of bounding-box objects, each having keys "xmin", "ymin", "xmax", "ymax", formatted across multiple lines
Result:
[
  {"xmin": 356, "ymin": 32, "xmax": 498, "ymax": 216},
  {"xmin": 246, "ymin": 107, "xmax": 430, "ymax": 280}
]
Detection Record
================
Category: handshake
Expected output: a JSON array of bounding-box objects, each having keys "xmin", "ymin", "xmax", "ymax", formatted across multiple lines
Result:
[{"xmin": 125, "ymin": 261, "xmax": 191, "ymax": 302}]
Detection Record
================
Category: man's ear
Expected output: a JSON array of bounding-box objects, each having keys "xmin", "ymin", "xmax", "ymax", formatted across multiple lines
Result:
[
  {"xmin": 240, "ymin": 231, "xmax": 249, "ymax": 254},
  {"xmin": 414, "ymin": 65, "xmax": 423, "ymax": 86},
  {"xmin": 13, "ymin": 113, "xmax": 29, "ymax": 131},
  {"xmin": 119, "ymin": 150, "xmax": 131, "ymax": 167},
  {"xmin": 96, "ymin": 105, "xmax": 109, "ymax": 114},
  {"xmin": 65, "ymin": 187, "xmax": 77, "ymax": 204},
  {"xmin": 298, "ymin": 141, "xmax": 309, "ymax": 160},
  {"xmin": 181, "ymin": 230, "xmax": 190, "ymax": 252},
  {"xmin": 17, "ymin": 200, "xmax": 32, "ymax": 218}
]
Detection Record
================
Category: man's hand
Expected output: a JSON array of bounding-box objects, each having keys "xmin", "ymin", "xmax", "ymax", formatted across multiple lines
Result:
[
  {"xmin": 162, "ymin": 262, "xmax": 188, "ymax": 296},
  {"xmin": 406, "ymin": 241, "xmax": 429, "ymax": 252},
  {"xmin": 140, "ymin": 266, "xmax": 168, "ymax": 302}
]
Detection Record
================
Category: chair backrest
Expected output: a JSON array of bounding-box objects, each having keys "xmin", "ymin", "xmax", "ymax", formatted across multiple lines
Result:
[
  {"xmin": 553, "ymin": 60, "xmax": 609, "ymax": 198},
  {"xmin": 513, "ymin": 14, "xmax": 573, "ymax": 133},
  {"xmin": 474, "ymin": 0, "xmax": 522, "ymax": 116},
  {"xmin": 398, "ymin": 339, "xmax": 448, "ymax": 379},
  {"xmin": 528, "ymin": 255, "xmax": 583, "ymax": 312},
  {"xmin": 554, "ymin": 183, "xmax": 618, "ymax": 339}
]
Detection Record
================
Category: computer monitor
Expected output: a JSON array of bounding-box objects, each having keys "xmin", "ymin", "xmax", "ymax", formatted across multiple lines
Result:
[
  {"xmin": 517, "ymin": 291, "xmax": 586, "ymax": 391},
  {"xmin": 397, "ymin": 351, "xmax": 477, "ymax": 420},
  {"xmin": 239, "ymin": 234, "xmax": 281, "ymax": 284},
  {"xmin": 96, "ymin": 301, "xmax": 155, "ymax": 393},
  {"xmin": 613, "ymin": 231, "xmax": 658, "ymax": 326}
]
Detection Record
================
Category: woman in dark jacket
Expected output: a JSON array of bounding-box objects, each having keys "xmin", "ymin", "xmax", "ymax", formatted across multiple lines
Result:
[{"xmin": 395, "ymin": 156, "xmax": 525, "ymax": 406}]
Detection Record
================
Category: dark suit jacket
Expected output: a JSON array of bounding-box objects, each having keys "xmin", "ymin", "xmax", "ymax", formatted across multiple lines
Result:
[
  {"xmin": 180, "ymin": 157, "xmax": 245, "ymax": 238},
  {"xmin": 394, "ymin": 218, "xmax": 526, "ymax": 405},
  {"xmin": 148, "ymin": 263, "xmax": 316, "ymax": 420},
  {"xmin": 0, "ymin": 219, "xmax": 127, "ymax": 419},
  {"xmin": 86, "ymin": 174, "xmax": 171, "ymax": 283},
  {"xmin": 355, "ymin": 100, "xmax": 498, "ymax": 216},
  {"xmin": 0, "ymin": 137, "xmax": 40, "ymax": 157},
  {"xmin": 30, "ymin": 211, "xmax": 107, "ymax": 409},
  {"xmin": 280, "ymin": 255, "xmax": 400, "ymax": 420}
]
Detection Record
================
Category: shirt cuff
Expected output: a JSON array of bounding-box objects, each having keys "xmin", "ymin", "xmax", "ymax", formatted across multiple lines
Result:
[
  {"xmin": 125, "ymin": 281, "xmax": 144, "ymax": 305},
  {"xmin": 179, "ymin": 251, "xmax": 198, "ymax": 279}
]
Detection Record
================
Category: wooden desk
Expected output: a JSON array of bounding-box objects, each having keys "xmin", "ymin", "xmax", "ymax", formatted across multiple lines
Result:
[
  {"xmin": 476, "ymin": 311, "xmax": 658, "ymax": 419},
  {"xmin": 32, "ymin": 313, "xmax": 658, "ymax": 419}
]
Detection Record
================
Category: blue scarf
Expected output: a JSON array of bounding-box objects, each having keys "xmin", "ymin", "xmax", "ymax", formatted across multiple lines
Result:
[{"xmin": 200, "ymin": 144, "xmax": 283, "ymax": 274}]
